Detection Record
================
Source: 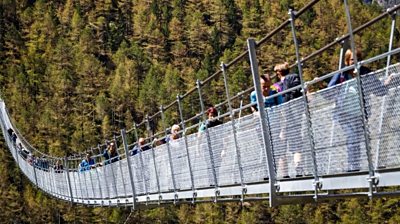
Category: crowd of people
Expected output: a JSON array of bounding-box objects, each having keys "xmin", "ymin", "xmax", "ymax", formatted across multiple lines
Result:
[
  {"xmin": 6, "ymin": 49, "xmax": 397, "ymax": 179},
  {"xmin": 249, "ymin": 49, "xmax": 395, "ymax": 176},
  {"xmin": 7, "ymin": 128, "xmax": 53, "ymax": 171}
]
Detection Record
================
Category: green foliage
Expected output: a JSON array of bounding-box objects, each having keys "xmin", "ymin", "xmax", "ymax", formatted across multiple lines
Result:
[{"xmin": 0, "ymin": 0, "xmax": 400, "ymax": 223}]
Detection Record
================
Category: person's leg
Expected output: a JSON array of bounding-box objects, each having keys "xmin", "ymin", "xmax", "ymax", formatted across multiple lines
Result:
[
  {"xmin": 278, "ymin": 154, "xmax": 288, "ymax": 178},
  {"xmin": 293, "ymin": 152, "xmax": 303, "ymax": 176}
]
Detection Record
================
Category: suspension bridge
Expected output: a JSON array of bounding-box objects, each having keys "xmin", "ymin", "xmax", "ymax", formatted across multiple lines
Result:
[{"xmin": 1, "ymin": 0, "xmax": 400, "ymax": 209}]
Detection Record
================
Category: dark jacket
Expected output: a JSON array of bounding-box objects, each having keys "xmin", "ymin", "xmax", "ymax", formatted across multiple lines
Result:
[
  {"xmin": 282, "ymin": 73, "xmax": 302, "ymax": 103},
  {"xmin": 130, "ymin": 144, "xmax": 150, "ymax": 156},
  {"xmin": 103, "ymin": 150, "xmax": 119, "ymax": 164},
  {"xmin": 199, "ymin": 119, "xmax": 223, "ymax": 132}
]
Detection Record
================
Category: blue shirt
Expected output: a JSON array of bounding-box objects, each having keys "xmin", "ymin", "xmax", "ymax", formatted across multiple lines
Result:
[
  {"xmin": 250, "ymin": 87, "xmax": 283, "ymax": 110},
  {"xmin": 328, "ymin": 73, "xmax": 352, "ymax": 88},
  {"xmin": 79, "ymin": 158, "xmax": 95, "ymax": 172}
]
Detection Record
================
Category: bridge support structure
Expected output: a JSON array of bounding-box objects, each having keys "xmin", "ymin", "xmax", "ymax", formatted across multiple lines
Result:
[{"xmin": 247, "ymin": 38, "xmax": 278, "ymax": 207}]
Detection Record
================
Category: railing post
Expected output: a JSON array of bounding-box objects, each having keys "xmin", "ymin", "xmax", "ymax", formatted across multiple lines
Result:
[
  {"xmin": 160, "ymin": 106, "xmax": 178, "ymax": 203},
  {"xmin": 220, "ymin": 62, "xmax": 246, "ymax": 202},
  {"xmin": 145, "ymin": 117, "xmax": 162, "ymax": 203},
  {"xmin": 121, "ymin": 129, "xmax": 137, "ymax": 210},
  {"xmin": 289, "ymin": 9, "xmax": 321, "ymax": 200},
  {"xmin": 114, "ymin": 134, "xmax": 127, "ymax": 200},
  {"xmin": 343, "ymin": 0, "xmax": 376, "ymax": 197},
  {"xmin": 247, "ymin": 38, "xmax": 277, "ymax": 207},
  {"xmin": 176, "ymin": 95, "xmax": 196, "ymax": 202},
  {"xmin": 196, "ymin": 79, "xmax": 219, "ymax": 201},
  {"xmin": 64, "ymin": 157, "xmax": 74, "ymax": 203},
  {"xmin": 133, "ymin": 122, "xmax": 150, "ymax": 203},
  {"xmin": 375, "ymin": 11, "xmax": 397, "ymax": 169}
]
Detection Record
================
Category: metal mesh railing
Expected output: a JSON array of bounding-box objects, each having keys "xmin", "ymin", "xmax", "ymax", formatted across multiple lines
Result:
[
  {"xmin": 1, "ymin": 63, "xmax": 400, "ymax": 204},
  {"xmin": 309, "ymin": 78, "xmax": 369, "ymax": 174},
  {"xmin": 187, "ymin": 133, "xmax": 214, "ymax": 188},
  {"xmin": 209, "ymin": 122, "xmax": 241, "ymax": 186},
  {"xmin": 1, "ymin": 1, "xmax": 400, "ymax": 208},
  {"xmin": 362, "ymin": 64, "xmax": 400, "ymax": 169},
  {"xmin": 236, "ymin": 115, "xmax": 269, "ymax": 183},
  {"xmin": 153, "ymin": 144, "xmax": 174, "ymax": 192}
]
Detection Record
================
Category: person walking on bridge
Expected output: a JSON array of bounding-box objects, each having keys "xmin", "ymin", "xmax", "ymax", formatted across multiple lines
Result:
[
  {"xmin": 328, "ymin": 49, "xmax": 393, "ymax": 172},
  {"xmin": 274, "ymin": 62, "xmax": 303, "ymax": 178},
  {"xmin": 250, "ymin": 73, "xmax": 283, "ymax": 113}
]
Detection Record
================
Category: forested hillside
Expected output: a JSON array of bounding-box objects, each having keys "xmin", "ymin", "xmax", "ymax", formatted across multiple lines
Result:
[{"xmin": 1, "ymin": 0, "xmax": 400, "ymax": 223}]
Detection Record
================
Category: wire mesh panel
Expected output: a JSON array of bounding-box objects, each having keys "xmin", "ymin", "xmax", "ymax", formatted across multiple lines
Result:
[
  {"xmin": 61, "ymin": 172, "xmax": 70, "ymax": 197},
  {"xmin": 44, "ymin": 169, "xmax": 52, "ymax": 193},
  {"xmin": 69, "ymin": 170, "xmax": 78, "ymax": 199},
  {"xmin": 309, "ymin": 78, "xmax": 368, "ymax": 174},
  {"xmin": 143, "ymin": 149, "xmax": 159, "ymax": 194},
  {"xmin": 210, "ymin": 121, "xmax": 241, "ymax": 186},
  {"xmin": 268, "ymin": 98, "xmax": 313, "ymax": 178},
  {"xmin": 236, "ymin": 114, "xmax": 269, "ymax": 183},
  {"xmin": 96, "ymin": 166, "xmax": 110, "ymax": 199},
  {"xmin": 79, "ymin": 170, "xmax": 88, "ymax": 199},
  {"xmin": 131, "ymin": 153, "xmax": 146, "ymax": 195},
  {"xmin": 113, "ymin": 160, "xmax": 126, "ymax": 197},
  {"xmin": 36, "ymin": 169, "xmax": 43, "ymax": 189},
  {"xmin": 19, "ymin": 157, "xmax": 36, "ymax": 185},
  {"xmin": 71, "ymin": 171, "xmax": 80, "ymax": 199},
  {"xmin": 307, "ymin": 93, "xmax": 339, "ymax": 175},
  {"xmin": 79, "ymin": 169, "xmax": 90, "ymax": 199},
  {"xmin": 43, "ymin": 169, "xmax": 51, "ymax": 193},
  {"xmin": 19, "ymin": 162, "xmax": 29, "ymax": 184},
  {"xmin": 362, "ymin": 63, "xmax": 400, "ymax": 169},
  {"xmin": 107, "ymin": 162, "xmax": 119, "ymax": 198},
  {"xmin": 47, "ymin": 166, "xmax": 55, "ymax": 194},
  {"xmin": 53, "ymin": 171, "xmax": 68, "ymax": 197},
  {"xmin": 153, "ymin": 144, "xmax": 174, "ymax": 192},
  {"xmin": 187, "ymin": 132, "xmax": 213, "ymax": 188},
  {"xmin": 51, "ymin": 171, "xmax": 58, "ymax": 196},
  {"xmin": 117, "ymin": 159, "xmax": 132, "ymax": 197},
  {"xmin": 141, "ymin": 150, "xmax": 152, "ymax": 194},
  {"xmin": 169, "ymin": 138, "xmax": 192, "ymax": 190},
  {"xmin": 91, "ymin": 168, "xmax": 103, "ymax": 199},
  {"xmin": 83, "ymin": 170, "xmax": 94, "ymax": 198},
  {"xmin": 74, "ymin": 172, "xmax": 86, "ymax": 199},
  {"xmin": 27, "ymin": 164, "xmax": 36, "ymax": 186},
  {"xmin": 50, "ymin": 168, "xmax": 57, "ymax": 194}
]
